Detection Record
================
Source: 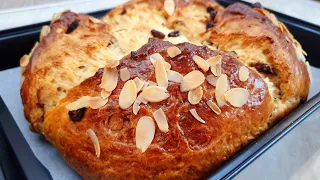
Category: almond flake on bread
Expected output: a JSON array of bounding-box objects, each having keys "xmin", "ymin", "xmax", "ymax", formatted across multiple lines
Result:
[{"xmin": 135, "ymin": 116, "xmax": 155, "ymax": 152}]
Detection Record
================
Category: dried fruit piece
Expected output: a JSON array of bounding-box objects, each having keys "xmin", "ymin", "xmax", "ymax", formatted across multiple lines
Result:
[
  {"xmin": 140, "ymin": 86, "xmax": 169, "ymax": 102},
  {"xmin": 250, "ymin": 62, "xmax": 274, "ymax": 74},
  {"xmin": 66, "ymin": 20, "xmax": 79, "ymax": 34},
  {"xmin": 100, "ymin": 67, "xmax": 118, "ymax": 92},
  {"xmin": 239, "ymin": 66, "xmax": 249, "ymax": 82},
  {"xmin": 167, "ymin": 70, "xmax": 183, "ymax": 83},
  {"xmin": 152, "ymin": 108, "xmax": 169, "ymax": 132},
  {"xmin": 155, "ymin": 57, "xmax": 169, "ymax": 88},
  {"xmin": 20, "ymin": 55, "xmax": 29, "ymax": 67},
  {"xmin": 189, "ymin": 109, "xmax": 205, "ymax": 123},
  {"xmin": 119, "ymin": 80, "xmax": 137, "ymax": 109},
  {"xmin": 206, "ymin": 100, "xmax": 221, "ymax": 115},
  {"xmin": 105, "ymin": 60, "xmax": 120, "ymax": 68},
  {"xmin": 120, "ymin": 68, "xmax": 131, "ymax": 82},
  {"xmin": 192, "ymin": 55, "xmax": 209, "ymax": 72},
  {"xmin": 100, "ymin": 89, "xmax": 111, "ymax": 99},
  {"xmin": 168, "ymin": 31, "xmax": 180, "ymax": 37},
  {"xmin": 136, "ymin": 116, "xmax": 155, "ymax": 152},
  {"xmin": 206, "ymin": 75, "xmax": 219, "ymax": 86},
  {"xmin": 66, "ymin": 96, "xmax": 91, "ymax": 110},
  {"xmin": 40, "ymin": 25, "xmax": 50, "ymax": 40},
  {"xmin": 133, "ymin": 77, "xmax": 144, "ymax": 92},
  {"xmin": 164, "ymin": 0, "xmax": 175, "ymax": 16},
  {"xmin": 151, "ymin": 29, "xmax": 165, "ymax": 39},
  {"xmin": 188, "ymin": 86, "xmax": 203, "ymax": 105},
  {"xmin": 180, "ymin": 70, "xmax": 205, "ymax": 92},
  {"xmin": 167, "ymin": 46, "xmax": 181, "ymax": 58},
  {"xmin": 88, "ymin": 96, "xmax": 108, "ymax": 109},
  {"xmin": 215, "ymin": 74, "xmax": 229, "ymax": 107},
  {"xmin": 224, "ymin": 88, "xmax": 249, "ymax": 107},
  {"xmin": 87, "ymin": 129, "xmax": 100, "ymax": 157},
  {"xmin": 68, "ymin": 108, "xmax": 86, "ymax": 122}
]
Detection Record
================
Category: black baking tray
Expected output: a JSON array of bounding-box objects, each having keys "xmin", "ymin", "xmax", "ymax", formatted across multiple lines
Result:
[{"xmin": 0, "ymin": 0, "xmax": 319, "ymax": 179}]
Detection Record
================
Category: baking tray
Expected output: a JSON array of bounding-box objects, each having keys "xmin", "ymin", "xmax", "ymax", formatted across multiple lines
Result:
[{"xmin": 0, "ymin": 0, "xmax": 319, "ymax": 179}]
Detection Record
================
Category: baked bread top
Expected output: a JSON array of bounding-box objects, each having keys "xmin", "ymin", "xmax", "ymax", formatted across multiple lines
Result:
[
  {"xmin": 44, "ymin": 39, "xmax": 273, "ymax": 179},
  {"xmin": 20, "ymin": 0, "xmax": 310, "ymax": 134},
  {"xmin": 19, "ymin": 0, "xmax": 312, "ymax": 179}
]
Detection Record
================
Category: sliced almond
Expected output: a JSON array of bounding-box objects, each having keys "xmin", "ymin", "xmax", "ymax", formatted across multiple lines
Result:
[
  {"xmin": 188, "ymin": 86, "xmax": 203, "ymax": 105},
  {"xmin": 150, "ymin": 53, "xmax": 165, "ymax": 63},
  {"xmin": 88, "ymin": 96, "xmax": 108, "ymax": 109},
  {"xmin": 152, "ymin": 108, "xmax": 169, "ymax": 132},
  {"xmin": 100, "ymin": 89, "xmax": 111, "ymax": 99},
  {"xmin": 89, "ymin": 17, "xmax": 103, "ymax": 24},
  {"xmin": 120, "ymin": 68, "xmax": 131, "ymax": 82},
  {"xmin": 136, "ymin": 116, "xmax": 155, "ymax": 152},
  {"xmin": 180, "ymin": 70, "xmax": 205, "ymax": 92},
  {"xmin": 147, "ymin": 80, "xmax": 157, "ymax": 86},
  {"xmin": 150, "ymin": 53, "xmax": 171, "ymax": 71},
  {"xmin": 100, "ymin": 67, "xmax": 118, "ymax": 92},
  {"xmin": 210, "ymin": 63, "xmax": 221, "ymax": 77},
  {"xmin": 20, "ymin": 55, "xmax": 29, "ymax": 67},
  {"xmin": 192, "ymin": 55, "xmax": 209, "ymax": 72},
  {"xmin": 189, "ymin": 109, "xmax": 205, "ymax": 123},
  {"xmin": 167, "ymin": 70, "xmax": 183, "ymax": 83},
  {"xmin": 105, "ymin": 59, "xmax": 120, "ymax": 68},
  {"xmin": 119, "ymin": 80, "xmax": 137, "ymax": 109},
  {"xmin": 40, "ymin": 25, "xmax": 50, "ymax": 40},
  {"xmin": 66, "ymin": 96, "xmax": 91, "ymax": 110},
  {"xmin": 167, "ymin": 46, "xmax": 181, "ymax": 58},
  {"xmin": 55, "ymin": 28, "xmax": 64, "ymax": 33},
  {"xmin": 215, "ymin": 74, "xmax": 229, "ymax": 107},
  {"xmin": 133, "ymin": 77, "xmax": 145, "ymax": 92},
  {"xmin": 224, "ymin": 88, "xmax": 249, "ymax": 107},
  {"xmin": 206, "ymin": 55, "xmax": 222, "ymax": 66},
  {"xmin": 239, "ymin": 66, "xmax": 249, "ymax": 82},
  {"xmin": 155, "ymin": 57, "xmax": 169, "ymax": 88},
  {"xmin": 140, "ymin": 86, "xmax": 169, "ymax": 102},
  {"xmin": 164, "ymin": 0, "xmax": 175, "ymax": 16},
  {"xmin": 87, "ymin": 129, "xmax": 100, "ymax": 157},
  {"xmin": 133, "ymin": 103, "xmax": 141, "ymax": 115},
  {"xmin": 142, "ymin": 81, "xmax": 150, "ymax": 90},
  {"xmin": 206, "ymin": 75, "xmax": 219, "ymax": 86},
  {"xmin": 52, "ymin": 9, "xmax": 70, "ymax": 23},
  {"xmin": 206, "ymin": 100, "xmax": 221, "ymax": 115},
  {"xmin": 305, "ymin": 61, "xmax": 312, "ymax": 83}
]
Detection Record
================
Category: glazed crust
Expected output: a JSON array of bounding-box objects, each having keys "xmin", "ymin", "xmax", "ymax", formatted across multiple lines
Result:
[
  {"xmin": 20, "ymin": 1, "xmax": 311, "ymax": 179},
  {"xmin": 208, "ymin": 3, "xmax": 310, "ymax": 122},
  {"xmin": 44, "ymin": 39, "xmax": 273, "ymax": 179}
]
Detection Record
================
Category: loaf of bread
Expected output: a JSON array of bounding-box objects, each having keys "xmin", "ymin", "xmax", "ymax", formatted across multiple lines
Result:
[{"xmin": 20, "ymin": 0, "xmax": 311, "ymax": 179}]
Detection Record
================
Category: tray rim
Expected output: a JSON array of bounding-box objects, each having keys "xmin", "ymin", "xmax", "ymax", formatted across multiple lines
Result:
[{"xmin": 0, "ymin": 1, "xmax": 320, "ymax": 179}]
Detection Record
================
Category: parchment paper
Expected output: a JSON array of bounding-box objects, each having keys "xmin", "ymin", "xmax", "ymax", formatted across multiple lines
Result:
[{"xmin": 0, "ymin": 66, "xmax": 319, "ymax": 180}]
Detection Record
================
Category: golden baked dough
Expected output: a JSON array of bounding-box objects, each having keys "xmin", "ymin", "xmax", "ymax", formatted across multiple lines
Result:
[
  {"xmin": 45, "ymin": 39, "xmax": 273, "ymax": 179},
  {"xmin": 19, "ymin": 0, "xmax": 311, "ymax": 179}
]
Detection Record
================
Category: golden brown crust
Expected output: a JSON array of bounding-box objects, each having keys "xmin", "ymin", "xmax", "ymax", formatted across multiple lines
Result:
[
  {"xmin": 20, "ymin": 1, "xmax": 310, "ymax": 179},
  {"xmin": 206, "ymin": 2, "xmax": 310, "ymax": 122},
  {"xmin": 21, "ymin": 11, "xmax": 116, "ymax": 133},
  {"xmin": 44, "ymin": 39, "xmax": 273, "ymax": 179}
]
